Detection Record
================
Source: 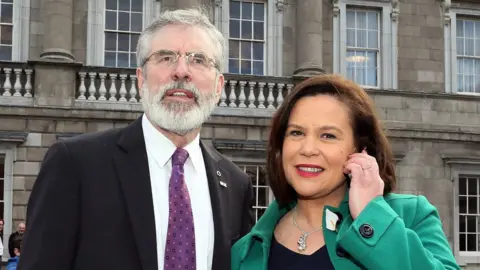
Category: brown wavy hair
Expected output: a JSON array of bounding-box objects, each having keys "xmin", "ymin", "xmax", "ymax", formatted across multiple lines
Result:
[{"xmin": 267, "ymin": 74, "xmax": 396, "ymax": 207}]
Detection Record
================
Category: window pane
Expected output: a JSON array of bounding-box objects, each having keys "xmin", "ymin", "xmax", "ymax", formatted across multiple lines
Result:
[
  {"xmin": 0, "ymin": 25, "xmax": 12, "ymax": 45},
  {"xmin": 467, "ymin": 233, "xmax": 476, "ymax": 251},
  {"xmin": 460, "ymin": 233, "xmax": 466, "ymax": 251},
  {"xmin": 467, "ymin": 216, "xmax": 476, "ymax": 233},
  {"xmin": 253, "ymin": 3, "xmax": 264, "ymax": 21},
  {"xmin": 258, "ymin": 187, "xmax": 268, "ymax": 206},
  {"xmin": 468, "ymin": 197, "xmax": 478, "ymax": 214},
  {"xmin": 105, "ymin": 52, "xmax": 116, "ymax": 66},
  {"xmin": 119, "ymin": 0, "xmax": 129, "ymax": 11},
  {"xmin": 458, "ymin": 74, "xmax": 464, "ymax": 92},
  {"xmin": 130, "ymin": 34, "xmax": 139, "ymax": 52},
  {"xmin": 460, "ymin": 196, "xmax": 467, "ymax": 214},
  {"xmin": 241, "ymin": 60, "xmax": 251, "ymax": 74},
  {"xmin": 457, "ymin": 20, "xmax": 464, "ymax": 37},
  {"xmin": 476, "ymin": 39, "xmax": 480, "ymax": 57},
  {"xmin": 241, "ymin": 41, "xmax": 251, "ymax": 59},
  {"xmin": 229, "ymin": 40, "xmax": 239, "ymax": 58},
  {"xmin": 252, "ymin": 42, "xmax": 263, "ymax": 60},
  {"xmin": 106, "ymin": 0, "xmax": 117, "ymax": 10},
  {"xmin": 241, "ymin": 21, "xmax": 252, "ymax": 39},
  {"xmin": 130, "ymin": 53, "xmax": 136, "ymax": 67},
  {"xmin": 355, "ymin": 67, "xmax": 365, "ymax": 85},
  {"xmin": 105, "ymin": 32, "xmax": 117, "ymax": 51},
  {"xmin": 229, "ymin": 20, "xmax": 240, "ymax": 38},
  {"xmin": 230, "ymin": 1, "xmax": 240, "ymax": 19},
  {"xmin": 253, "ymin": 22, "xmax": 264, "ymax": 40},
  {"xmin": 241, "ymin": 2, "xmax": 252, "ymax": 20},
  {"xmin": 465, "ymin": 20, "xmax": 475, "ymax": 38},
  {"xmin": 131, "ymin": 13, "xmax": 142, "ymax": 32},
  {"xmin": 118, "ymin": 12, "xmax": 130, "ymax": 31},
  {"xmin": 468, "ymin": 177, "xmax": 478, "ymax": 195},
  {"xmin": 229, "ymin": 59, "xmax": 239, "ymax": 73},
  {"xmin": 457, "ymin": 38, "xmax": 465, "ymax": 55},
  {"xmin": 465, "ymin": 38, "xmax": 474, "ymax": 56},
  {"xmin": 105, "ymin": 11, "xmax": 117, "ymax": 30},
  {"xmin": 357, "ymin": 30, "xmax": 367, "ymax": 48},
  {"xmin": 131, "ymin": 0, "xmax": 143, "ymax": 12},
  {"xmin": 460, "ymin": 177, "xmax": 467, "ymax": 195},
  {"xmin": 367, "ymin": 11, "xmax": 378, "ymax": 30},
  {"xmin": 0, "ymin": 45, "xmax": 11, "ymax": 60},
  {"xmin": 356, "ymin": 11, "xmax": 367, "ymax": 29},
  {"xmin": 346, "ymin": 11, "xmax": 355, "ymax": 28},
  {"xmin": 118, "ymin": 52, "xmax": 129, "ymax": 67},
  {"xmin": 346, "ymin": 29, "xmax": 355, "ymax": 47},
  {"xmin": 368, "ymin": 30, "xmax": 378, "ymax": 49},
  {"xmin": 0, "ymin": 3, "xmax": 12, "ymax": 23},
  {"xmin": 118, "ymin": 33, "xmax": 129, "ymax": 51},
  {"xmin": 253, "ymin": 61, "xmax": 263, "ymax": 75}
]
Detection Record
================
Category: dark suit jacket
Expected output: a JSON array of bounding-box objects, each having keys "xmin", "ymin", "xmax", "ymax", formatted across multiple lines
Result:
[{"xmin": 18, "ymin": 117, "xmax": 254, "ymax": 270}]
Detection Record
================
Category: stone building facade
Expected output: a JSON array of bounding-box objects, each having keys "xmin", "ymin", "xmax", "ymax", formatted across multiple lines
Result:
[{"xmin": 0, "ymin": 0, "xmax": 479, "ymax": 267}]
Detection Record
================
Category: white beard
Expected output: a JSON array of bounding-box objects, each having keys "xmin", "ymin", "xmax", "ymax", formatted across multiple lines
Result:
[{"xmin": 141, "ymin": 78, "xmax": 219, "ymax": 136}]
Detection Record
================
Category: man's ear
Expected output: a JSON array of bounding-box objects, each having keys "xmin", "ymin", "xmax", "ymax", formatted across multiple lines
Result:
[
  {"xmin": 136, "ymin": 67, "xmax": 144, "ymax": 98},
  {"xmin": 215, "ymin": 73, "xmax": 225, "ymax": 102}
]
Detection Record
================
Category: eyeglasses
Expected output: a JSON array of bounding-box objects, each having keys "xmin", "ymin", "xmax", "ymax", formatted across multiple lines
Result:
[{"xmin": 142, "ymin": 49, "xmax": 218, "ymax": 71}]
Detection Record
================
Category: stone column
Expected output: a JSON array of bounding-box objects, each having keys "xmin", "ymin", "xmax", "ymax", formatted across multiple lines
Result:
[
  {"xmin": 294, "ymin": 0, "xmax": 324, "ymax": 77},
  {"xmin": 176, "ymin": 0, "xmax": 202, "ymax": 9},
  {"xmin": 39, "ymin": 0, "xmax": 75, "ymax": 61}
]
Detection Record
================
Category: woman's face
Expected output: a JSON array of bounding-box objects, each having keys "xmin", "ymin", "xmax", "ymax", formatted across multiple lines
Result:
[{"xmin": 282, "ymin": 95, "xmax": 356, "ymax": 200}]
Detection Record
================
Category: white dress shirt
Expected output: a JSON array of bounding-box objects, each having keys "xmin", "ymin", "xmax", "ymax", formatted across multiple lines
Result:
[{"xmin": 142, "ymin": 114, "xmax": 214, "ymax": 270}]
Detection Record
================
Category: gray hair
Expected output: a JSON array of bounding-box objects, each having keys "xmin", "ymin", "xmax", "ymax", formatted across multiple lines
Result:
[{"xmin": 136, "ymin": 7, "xmax": 226, "ymax": 72}]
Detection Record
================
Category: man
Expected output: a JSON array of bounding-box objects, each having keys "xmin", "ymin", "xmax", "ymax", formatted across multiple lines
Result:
[
  {"xmin": 8, "ymin": 223, "xmax": 24, "ymax": 258},
  {"xmin": 6, "ymin": 234, "xmax": 22, "ymax": 270},
  {"xmin": 19, "ymin": 8, "xmax": 253, "ymax": 270}
]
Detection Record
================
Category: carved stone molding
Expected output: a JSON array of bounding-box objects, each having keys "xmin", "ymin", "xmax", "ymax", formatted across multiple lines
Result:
[
  {"xmin": 276, "ymin": 0, "xmax": 284, "ymax": 11},
  {"xmin": 442, "ymin": 0, "xmax": 452, "ymax": 26},
  {"xmin": 391, "ymin": 0, "xmax": 399, "ymax": 22},
  {"xmin": 215, "ymin": 0, "xmax": 222, "ymax": 7},
  {"xmin": 332, "ymin": 0, "xmax": 340, "ymax": 17}
]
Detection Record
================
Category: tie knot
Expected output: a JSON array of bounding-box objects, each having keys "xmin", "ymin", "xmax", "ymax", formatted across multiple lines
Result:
[{"xmin": 172, "ymin": 148, "xmax": 189, "ymax": 166}]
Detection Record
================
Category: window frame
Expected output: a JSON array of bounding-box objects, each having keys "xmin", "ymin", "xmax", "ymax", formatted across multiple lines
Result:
[
  {"xmin": 1, "ymin": 0, "xmax": 30, "ymax": 62},
  {"xmin": 445, "ymin": 7, "xmax": 480, "ymax": 95},
  {"xmin": 86, "ymin": 0, "xmax": 158, "ymax": 67},
  {"xmin": 443, "ymin": 152, "xmax": 480, "ymax": 265},
  {"xmin": 333, "ymin": 0, "xmax": 398, "ymax": 90},
  {"xmin": 0, "ymin": 145, "xmax": 14, "ymax": 262},
  {"xmin": 215, "ymin": 0, "xmax": 284, "ymax": 76}
]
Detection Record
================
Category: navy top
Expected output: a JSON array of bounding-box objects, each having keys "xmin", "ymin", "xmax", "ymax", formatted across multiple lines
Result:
[{"xmin": 268, "ymin": 236, "xmax": 335, "ymax": 270}]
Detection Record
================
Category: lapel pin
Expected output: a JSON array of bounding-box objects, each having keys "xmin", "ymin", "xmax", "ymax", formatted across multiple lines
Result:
[
  {"xmin": 219, "ymin": 181, "xmax": 227, "ymax": 188},
  {"xmin": 325, "ymin": 209, "xmax": 339, "ymax": 231},
  {"xmin": 216, "ymin": 170, "xmax": 222, "ymax": 176}
]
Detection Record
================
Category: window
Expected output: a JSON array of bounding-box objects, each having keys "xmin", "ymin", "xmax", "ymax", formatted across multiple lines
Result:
[
  {"xmin": 333, "ymin": 0, "xmax": 398, "ymax": 89},
  {"xmin": 238, "ymin": 164, "xmax": 273, "ymax": 222},
  {"xmin": 443, "ymin": 151, "xmax": 480, "ymax": 265},
  {"xmin": 0, "ymin": 145, "xmax": 13, "ymax": 261},
  {"xmin": 228, "ymin": 1, "xmax": 266, "ymax": 75},
  {"xmin": 0, "ymin": 157, "xmax": 4, "ymax": 221},
  {"xmin": 0, "ymin": 0, "xmax": 29, "ymax": 61},
  {"xmin": 346, "ymin": 9, "xmax": 380, "ymax": 87},
  {"xmin": 458, "ymin": 175, "xmax": 480, "ymax": 253},
  {"xmin": 445, "ymin": 7, "xmax": 480, "ymax": 94},
  {"xmin": 87, "ymin": 0, "xmax": 157, "ymax": 67},
  {"xmin": 104, "ymin": 0, "xmax": 143, "ymax": 68},
  {"xmin": 215, "ymin": 0, "xmax": 284, "ymax": 76}
]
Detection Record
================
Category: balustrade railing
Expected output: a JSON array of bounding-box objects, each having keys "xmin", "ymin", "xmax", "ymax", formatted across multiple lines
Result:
[
  {"xmin": 75, "ymin": 67, "xmax": 295, "ymax": 114},
  {"xmin": 0, "ymin": 62, "xmax": 34, "ymax": 98}
]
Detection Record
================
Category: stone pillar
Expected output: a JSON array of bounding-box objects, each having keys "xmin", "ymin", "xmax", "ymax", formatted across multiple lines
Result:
[
  {"xmin": 39, "ymin": 0, "xmax": 75, "ymax": 61},
  {"xmin": 294, "ymin": 0, "xmax": 324, "ymax": 77},
  {"xmin": 176, "ymin": 0, "xmax": 202, "ymax": 9}
]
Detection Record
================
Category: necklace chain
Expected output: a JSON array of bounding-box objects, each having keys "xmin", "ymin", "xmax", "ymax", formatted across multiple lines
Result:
[{"xmin": 293, "ymin": 207, "xmax": 322, "ymax": 252}]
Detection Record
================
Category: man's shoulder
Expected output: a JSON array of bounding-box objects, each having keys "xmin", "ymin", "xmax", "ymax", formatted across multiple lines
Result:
[
  {"xmin": 58, "ymin": 126, "xmax": 125, "ymax": 151},
  {"xmin": 201, "ymin": 142, "xmax": 250, "ymax": 183}
]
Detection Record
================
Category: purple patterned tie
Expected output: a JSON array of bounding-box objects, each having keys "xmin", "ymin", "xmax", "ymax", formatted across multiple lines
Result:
[{"xmin": 164, "ymin": 148, "xmax": 196, "ymax": 270}]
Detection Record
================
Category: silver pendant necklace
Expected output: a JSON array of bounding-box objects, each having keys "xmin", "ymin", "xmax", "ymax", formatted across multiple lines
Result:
[{"xmin": 293, "ymin": 207, "xmax": 323, "ymax": 252}]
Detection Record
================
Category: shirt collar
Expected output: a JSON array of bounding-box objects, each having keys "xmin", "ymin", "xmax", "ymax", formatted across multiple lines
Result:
[{"xmin": 142, "ymin": 114, "xmax": 203, "ymax": 170}]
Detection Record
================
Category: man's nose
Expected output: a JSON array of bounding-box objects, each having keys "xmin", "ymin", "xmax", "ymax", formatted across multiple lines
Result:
[{"xmin": 170, "ymin": 56, "xmax": 192, "ymax": 82}]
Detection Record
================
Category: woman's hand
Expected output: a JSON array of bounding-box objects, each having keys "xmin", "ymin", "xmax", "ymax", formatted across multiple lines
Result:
[{"xmin": 344, "ymin": 148, "xmax": 384, "ymax": 220}]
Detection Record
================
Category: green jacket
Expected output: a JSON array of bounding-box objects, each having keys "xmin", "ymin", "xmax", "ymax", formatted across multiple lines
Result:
[{"xmin": 231, "ymin": 193, "xmax": 460, "ymax": 270}]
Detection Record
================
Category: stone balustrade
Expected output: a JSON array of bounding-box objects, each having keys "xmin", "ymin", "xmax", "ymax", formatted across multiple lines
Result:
[
  {"xmin": 74, "ymin": 67, "xmax": 295, "ymax": 115},
  {"xmin": 0, "ymin": 62, "xmax": 34, "ymax": 99}
]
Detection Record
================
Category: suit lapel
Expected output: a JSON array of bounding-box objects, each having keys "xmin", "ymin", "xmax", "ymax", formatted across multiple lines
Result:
[
  {"xmin": 201, "ymin": 142, "xmax": 231, "ymax": 270},
  {"xmin": 114, "ymin": 117, "xmax": 157, "ymax": 270}
]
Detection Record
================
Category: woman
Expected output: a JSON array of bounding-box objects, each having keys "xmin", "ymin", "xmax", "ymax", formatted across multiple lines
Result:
[{"xmin": 231, "ymin": 74, "xmax": 459, "ymax": 269}]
